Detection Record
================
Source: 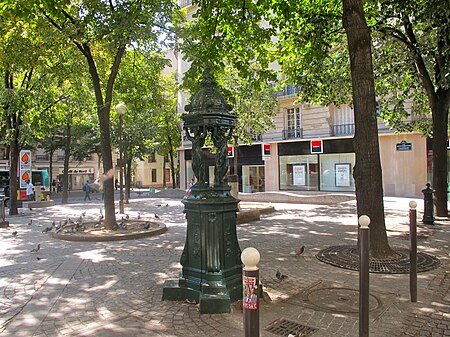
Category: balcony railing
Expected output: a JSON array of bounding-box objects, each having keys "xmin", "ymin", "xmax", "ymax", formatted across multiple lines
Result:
[
  {"xmin": 35, "ymin": 154, "xmax": 49, "ymax": 161},
  {"xmin": 277, "ymin": 84, "xmax": 300, "ymax": 98},
  {"xmin": 330, "ymin": 124, "xmax": 355, "ymax": 136},
  {"xmin": 251, "ymin": 134, "xmax": 263, "ymax": 142},
  {"xmin": 282, "ymin": 128, "xmax": 303, "ymax": 140},
  {"xmin": 178, "ymin": 0, "xmax": 192, "ymax": 7}
]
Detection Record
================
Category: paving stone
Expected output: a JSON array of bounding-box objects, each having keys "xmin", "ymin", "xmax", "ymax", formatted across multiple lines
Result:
[{"xmin": 0, "ymin": 196, "xmax": 448, "ymax": 336}]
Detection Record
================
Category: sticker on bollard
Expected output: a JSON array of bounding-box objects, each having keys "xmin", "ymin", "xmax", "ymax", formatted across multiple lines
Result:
[{"xmin": 243, "ymin": 276, "xmax": 258, "ymax": 310}]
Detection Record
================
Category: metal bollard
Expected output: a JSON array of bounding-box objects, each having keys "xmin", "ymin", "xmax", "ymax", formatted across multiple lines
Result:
[
  {"xmin": 409, "ymin": 201, "xmax": 418, "ymax": 302},
  {"xmin": 359, "ymin": 215, "xmax": 370, "ymax": 337},
  {"xmin": 0, "ymin": 196, "xmax": 4, "ymax": 221},
  {"xmin": 241, "ymin": 247, "xmax": 260, "ymax": 337},
  {"xmin": 421, "ymin": 183, "xmax": 435, "ymax": 225}
]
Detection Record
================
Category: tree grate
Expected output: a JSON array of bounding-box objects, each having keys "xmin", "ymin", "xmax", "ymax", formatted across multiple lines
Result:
[
  {"xmin": 265, "ymin": 318, "xmax": 318, "ymax": 336},
  {"xmin": 316, "ymin": 245, "xmax": 440, "ymax": 274}
]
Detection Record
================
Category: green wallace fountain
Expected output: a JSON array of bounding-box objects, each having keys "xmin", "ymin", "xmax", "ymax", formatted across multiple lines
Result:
[{"xmin": 163, "ymin": 68, "xmax": 242, "ymax": 314}]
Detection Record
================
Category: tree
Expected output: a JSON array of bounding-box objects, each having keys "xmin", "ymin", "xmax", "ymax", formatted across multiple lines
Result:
[
  {"xmin": 371, "ymin": 0, "xmax": 450, "ymax": 217},
  {"xmin": 0, "ymin": 10, "xmax": 64, "ymax": 214},
  {"xmin": 154, "ymin": 74, "xmax": 181, "ymax": 189},
  {"xmin": 39, "ymin": 0, "xmax": 178, "ymax": 229},
  {"xmin": 178, "ymin": 0, "xmax": 393, "ymax": 257},
  {"xmin": 114, "ymin": 49, "xmax": 171, "ymax": 194},
  {"xmin": 342, "ymin": 0, "xmax": 393, "ymax": 257}
]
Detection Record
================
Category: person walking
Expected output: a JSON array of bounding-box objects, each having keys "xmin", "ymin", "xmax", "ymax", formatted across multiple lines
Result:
[
  {"xmin": 83, "ymin": 181, "xmax": 91, "ymax": 201},
  {"xmin": 25, "ymin": 179, "xmax": 34, "ymax": 201}
]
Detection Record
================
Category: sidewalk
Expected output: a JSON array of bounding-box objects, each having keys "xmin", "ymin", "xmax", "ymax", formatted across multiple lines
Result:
[{"xmin": 0, "ymin": 196, "xmax": 448, "ymax": 336}]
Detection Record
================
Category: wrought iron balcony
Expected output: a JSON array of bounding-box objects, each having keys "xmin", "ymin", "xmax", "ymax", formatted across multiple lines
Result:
[
  {"xmin": 330, "ymin": 124, "xmax": 355, "ymax": 136},
  {"xmin": 282, "ymin": 128, "xmax": 303, "ymax": 140},
  {"xmin": 35, "ymin": 154, "xmax": 49, "ymax": 161},
  {"xmin": 252, "ymin": 133, "xmax": 263, "ymax": 142},
  {"xmin": 178, "ymin": 0, "xmax": 192, "ymax": 7},
  {"xmin": 277, "ymin": 84, "xmax": 300, "ymax": 98}
]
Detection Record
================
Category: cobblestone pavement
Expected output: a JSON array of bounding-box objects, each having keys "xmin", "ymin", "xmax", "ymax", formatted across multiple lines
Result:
[{"xmin": 0, "ymin": 195, "xmax": 448, "ymax": 336}]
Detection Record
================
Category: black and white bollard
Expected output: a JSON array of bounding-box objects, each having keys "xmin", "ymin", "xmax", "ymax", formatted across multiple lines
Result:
[
  {"xmin": 409, "ymin": 200, "xmax": 418, "ymax": 302},
  {"xmin": 241, "ymin": 247, "xmax": 260, "ymax": 337},
  {"xmin": 359, "ymin": 215, "xmax": 370, "ymax": 337}
]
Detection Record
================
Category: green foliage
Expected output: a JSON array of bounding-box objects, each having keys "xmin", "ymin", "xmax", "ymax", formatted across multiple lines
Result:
[
  {"xmin": 177, "ymin": 0, "xmax": 277, "ymax": 93},
  {"xmin": 114, "ymin": 49, "xmax": 170, "ymax": 160},
  {"xmin": 217, "ymin": 65, "xmax": 277, "ymax": 144},
  {"xmin": 368, "ymin": 0, "xmax": 450, "ymax": 134}
]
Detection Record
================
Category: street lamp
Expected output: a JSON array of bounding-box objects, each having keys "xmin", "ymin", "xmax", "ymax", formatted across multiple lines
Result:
[{"xmin": 115, "ymin": 103, "xmax": 126, "ymax": 214}]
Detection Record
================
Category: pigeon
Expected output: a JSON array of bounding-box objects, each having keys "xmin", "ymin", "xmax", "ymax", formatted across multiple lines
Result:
[
  {"xmin": 154, "ymin": 213, "xmax": 160, "ymax": 219},
  {"xmin": 295, "ymin": 245, "xmax": 305, "ymax": 255},
  {"xmin": 137, "ymin": 212, "xmax": 141, "ymax": 220},
  {"xmin": 125, "ymin": 214, "xmax": 129, "ymax": 220},
  {"xmin": 143, "ymin": 222, "xmax": 151, "ymax": 230},
  {"xmin": 12, "ymin": 230, "xmax": 18, "ymax": 236},
  {"xmin": 275, "ymin": 270, "xmax": 288, "ymax": 281},
  {"xmin": 36, "ymin": 256, "xmax": 44, "ymax": 261},
  {"xmin": 55, "ymin": 221, "xmax": 62, "ymax": 230},
  {"xmin": 290, "ymin": 245, "xmax": 305, "ymax": 257},
  {"xmin": 42, "ymin": 226, "xmax": 52, "ymax": 234},
  {"xmin": 81, "ymin": 211, "xmax": 86, "ymax": 217},
  {"xmin": 30, "ymin": 244, "xmax": 41, "ymax": 253},
  {"xmin": 27, "ymin": 219, "xmax": 33, "ymax": 226}
]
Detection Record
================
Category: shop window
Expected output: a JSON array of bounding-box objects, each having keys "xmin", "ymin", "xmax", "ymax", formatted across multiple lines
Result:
[
  {"xmin": 279, "ymin": 155, "xmax": 318, "ymax": 191},
  {"xmin": 242, "ymin": 165, "xmax": 265, "ymax": 193},
  {"xmin": 319, "ymin": 153, "xmax": 356, "ymax": 192}
]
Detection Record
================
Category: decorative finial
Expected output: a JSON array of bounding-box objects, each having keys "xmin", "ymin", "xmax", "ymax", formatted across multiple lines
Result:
[{"xmin": 201, "ymin": 63, "xmax": 217, "ymax": 87}]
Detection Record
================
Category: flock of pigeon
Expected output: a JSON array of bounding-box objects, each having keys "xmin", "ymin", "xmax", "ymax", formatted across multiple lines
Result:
[{"xmin": 9, "ymin": 209, "xmax": 161, "ymax": 258}]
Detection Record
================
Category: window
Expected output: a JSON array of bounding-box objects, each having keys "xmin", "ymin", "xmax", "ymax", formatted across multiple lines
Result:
[
  {"xmin": 148, "ymin": 151, "xmax": 156, "ymax": 163},
  {"xmin": 287, "ymin": 107, "xmax": 301, "ymax": 130},
  {"xmin": 151, "ymin": 169, "xmax": 157, "ymax": 183}
]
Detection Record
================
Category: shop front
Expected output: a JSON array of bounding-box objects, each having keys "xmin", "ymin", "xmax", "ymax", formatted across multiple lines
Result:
[
  {"xmin": 278, "ymin": 138, "xmax": 356, "ymax": 192},
  {"xmin": 184, "ymin": 144, "xmax": 266, "ymax": 192}
]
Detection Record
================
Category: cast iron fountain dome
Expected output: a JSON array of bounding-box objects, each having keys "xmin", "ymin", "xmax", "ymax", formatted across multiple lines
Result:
[
  {"xmin": 185, "ymin": 69, "xmax": 233, "ymax": 116},
  {"xmin": 163, "ymin": 67, "xmax": 242, "ymax": 314}
]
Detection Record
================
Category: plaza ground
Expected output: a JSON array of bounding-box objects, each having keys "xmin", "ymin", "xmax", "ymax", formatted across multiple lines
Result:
[{"xmin": 0, "ymin": 192, "xmax": 449, "ymax": 336}]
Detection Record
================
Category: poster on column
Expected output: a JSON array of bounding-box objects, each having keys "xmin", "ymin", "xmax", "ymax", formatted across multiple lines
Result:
[
  {"xmin": 293, "ymin": 165, "xmax": 306, "ymax": 186},
  {"xmin": 335, "ymin": 163, "xmax": 351, "ymax": 187},
  {"xmin": 19, "ymin": 150, "xmax": 32, "ymax": 189}
]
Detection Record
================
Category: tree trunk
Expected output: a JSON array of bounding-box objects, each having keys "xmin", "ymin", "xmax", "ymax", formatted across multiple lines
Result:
[
  {"xmin": 48, "ymin": 148, "xmax": 55, "ymax": 196},
  {"xmin": 8, "ymin": 140, "xmax": 19, "ymax": 215},
  {"xmin": 97, "ymin": 104, "xmax": 116, "ymax": 229},
  {"xmin": 62, "ymin": 123, "xmax": 71, "ymax": 204},
  {"xmin": 343, "ymin": 0, "xmax": 393, "ymax": 258},
  {"xmin": 169, "ymin": 150, "xmax": 177, "ymax": 189},
  {"xmin": 167, "ymin": 134, "xmax": 177, "ymax": 189},
  {"xmin": 125, "ymin": 157, "xmax": 132, "ymax": 201},
  {"xmin": 162, "ymin": 156, "xmax": 167, "ymax": 188},
  {"xmin": 431, "ymin": 91, "xmax": 450, "ymax": 217}
]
